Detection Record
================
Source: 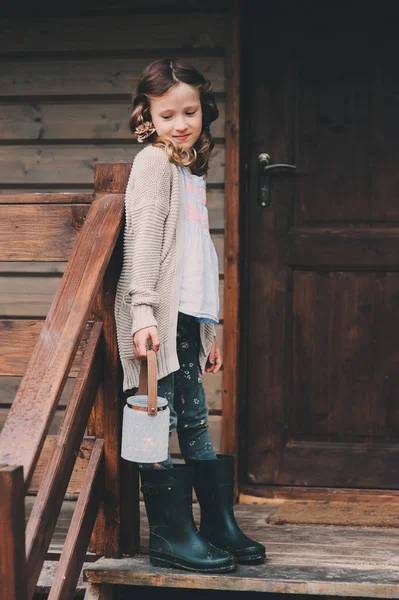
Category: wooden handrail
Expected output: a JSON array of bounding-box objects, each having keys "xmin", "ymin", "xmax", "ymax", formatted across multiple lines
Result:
[
  {"xmin": 0, "ymin": 162, "xmax": 136, "ymax": 597},
  {"xmin": 0, "ymin": 192, "xmax": 124, "ymax": 489}
]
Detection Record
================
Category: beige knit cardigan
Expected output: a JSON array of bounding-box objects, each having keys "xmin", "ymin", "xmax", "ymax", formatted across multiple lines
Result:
[{"xmin": 114, "ymin": 144, "xmax": 216, "ymax": 391}]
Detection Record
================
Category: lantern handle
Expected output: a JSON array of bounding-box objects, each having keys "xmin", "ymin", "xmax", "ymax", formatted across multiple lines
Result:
[{"xmin": 138, "ymin": 349, "xmax": 158, "ymax": 416}]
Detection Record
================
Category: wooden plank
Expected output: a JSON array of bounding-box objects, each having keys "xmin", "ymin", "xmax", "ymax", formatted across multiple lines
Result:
[
  {"xmin": 0, "ymin": 377, "xmax": 75, "ymax": 408},
  {"xmin": 221, "ymin": 1, "xmax": 240, "ymax": 480},
  {"xmin": 288, "ymin": 227, "xmax": 399, "ymax": 267},
  {"xmin": 33, "ymin": 499, "xmax": 399, "ymax": 599},
  {"xmin": 0, "ymin": 276, "xmax": 62, "ymax": 317},
  {"xmin": 0, "ymin": 14, "xmax": 226, "ymax": 52},
  {"xmin": 0, "ymin": 465, "xmax": 26, "ymax": 600},
  {"xmin": 0, "ymin": 192, "xmax": 93, "ymax": 204},
  {"xmin": 207, "ymin": 188, "xmax": 225, "ymax": 229},
  {"xmin": 84, "ymin": 583, "xmax": 115, "ymax": 600},
  {"xmin": 0, "ymin": 144, "xmax": 225, "ymax": 186},
  {"xmin": 0, "ymin": 186, "xmax": 223, "ymax": 222},
  {"xmin": 240, "ymin": 485, "xmax": 399, "ymax": 504},
  {"xmin": 277, "ymin": 440, "xmax": 399, "ymax": 489},
  {"xmin": 83, "ymin": 553, "xmax": 399, "ymax": 597},
  {"xmin": 0, "ymin": 192, "xmax": 124, "ymax": 489},
  {"xmin": 0, "ymin": 320, "xmax": 93, "ymax": 377},
  {"xmin": 203, "ymin": 370, "xmax": 222, "ymax": 410},
  {"xmin": 0, "ymin": 205, "xmax": 89, "ymax": 261},
  {"xmin": 25, "ymin": 498, "xmax": 80, "ymax": 550},
  {"xmin": 0, "ymin": 57, "xmax": 225, "ymax": 96},
  {"xmin": 0, "ymin": 274, "xmax": 220, "ymax": 320},
  {"xmin": 37, "ymin": 560, "xmax": 89, "ymax": 596},
  {"xmin": 47, "ymin": 439, "xmax": 104, "ymax": 600},
  {"xmin": 0, "ymin": 407, "xmax": 64, "ymax": 436},
  {"xmin": 0, "ymin": 261, "xmax": 66, "ymax": 273},
  {"xmin": 25, "ymin": 323, "xmax": 102, "ymax": 599},
  {"xmin": 29, "ymin": 436, "xmax": 95, "ymax": 495},
  {"xmin": 0, "ymin": 101, "xmax": 226, "ymax": 141}
]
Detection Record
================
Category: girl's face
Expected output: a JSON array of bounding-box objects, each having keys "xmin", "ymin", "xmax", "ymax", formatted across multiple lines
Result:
[{"xmin": 149, "ymin": 82, "xmax": 202, "ymax": 149}]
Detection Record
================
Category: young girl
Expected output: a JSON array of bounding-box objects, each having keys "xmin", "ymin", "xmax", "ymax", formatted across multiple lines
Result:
[{"xmin": 115, "ymin": 58, "xmax": 265, "ymax": 573}]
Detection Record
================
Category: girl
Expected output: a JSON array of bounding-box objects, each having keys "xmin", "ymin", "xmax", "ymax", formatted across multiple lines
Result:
[{"xmin": 115, "ymin": 58, "xmax": 265, "ymax": 573}]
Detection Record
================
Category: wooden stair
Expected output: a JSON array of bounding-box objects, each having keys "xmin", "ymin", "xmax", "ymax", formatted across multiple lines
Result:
[
  {"xmin": 0, "ymin": 164, "xmax": 139, "ymax": 600},
  {"xmin": 83, "ymin": 503, "xmax": 399, "ymax": 599}
]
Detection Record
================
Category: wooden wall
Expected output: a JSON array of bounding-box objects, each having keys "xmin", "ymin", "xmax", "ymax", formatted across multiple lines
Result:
[{"xmin": 0, "ymin": 0, "xmax": 229, "ymax": 455}]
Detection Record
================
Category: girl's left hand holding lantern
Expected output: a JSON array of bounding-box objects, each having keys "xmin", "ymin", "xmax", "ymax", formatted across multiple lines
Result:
[{"xmin": 133, "ymin": 326, "xmax": 160, "ymax": 362}]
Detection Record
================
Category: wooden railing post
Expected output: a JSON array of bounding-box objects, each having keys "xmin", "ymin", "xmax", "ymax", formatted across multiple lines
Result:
[
  {"xmin": 0, "ymin": 465, "xmax": 26, "ymax": 600},
  {"xmin": 89, "ymin": 163, "xmax": 140, "ymax": 558}
]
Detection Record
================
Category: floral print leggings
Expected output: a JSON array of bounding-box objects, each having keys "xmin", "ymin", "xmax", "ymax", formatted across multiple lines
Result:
[{"xmin": 129, "ymin": 312, "xmax": 217, "ymax": 470}]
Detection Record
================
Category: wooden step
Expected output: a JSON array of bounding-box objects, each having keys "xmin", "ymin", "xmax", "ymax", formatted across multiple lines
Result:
[
  {"xmin": 36, "ymin": 560, "xmax": 89, "ymax": 597},
  {"xmin": 84, "ymin": 504, "xmax": 399, "ymax": 598}
]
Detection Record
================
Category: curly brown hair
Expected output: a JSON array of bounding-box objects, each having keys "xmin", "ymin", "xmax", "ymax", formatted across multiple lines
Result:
[{"xmin": 129, "ymin": 58, "xmax": 219, "ymax": 176}]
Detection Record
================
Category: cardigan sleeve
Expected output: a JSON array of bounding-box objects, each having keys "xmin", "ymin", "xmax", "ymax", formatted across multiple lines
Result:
[{"xmin": 122, "ymin": 148, "xmax": 171, "ymax": 336}]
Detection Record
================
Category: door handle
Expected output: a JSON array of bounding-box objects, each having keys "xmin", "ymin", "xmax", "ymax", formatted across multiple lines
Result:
[{"xmin": 258, "ymin": 153, "xmax": 296, "ymax": 207}]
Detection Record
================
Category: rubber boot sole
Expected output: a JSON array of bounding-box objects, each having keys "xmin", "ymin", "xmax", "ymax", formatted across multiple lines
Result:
[
  {"xmin": 235, "ymin": 553, "xmax": 266, "ymax": 564},
  {"xmin": 150, "ymin": 553, "xmax": 237, "ymax": 573}
]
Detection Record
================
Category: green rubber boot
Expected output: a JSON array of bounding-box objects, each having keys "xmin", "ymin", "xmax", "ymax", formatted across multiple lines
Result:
[
  {"xmin": 191, "ymin": 455, "xmax": 266, "ymax": 564},
  {"xmin": 140, "ymin": 464, "xmax": 236, "ymax": 573}
]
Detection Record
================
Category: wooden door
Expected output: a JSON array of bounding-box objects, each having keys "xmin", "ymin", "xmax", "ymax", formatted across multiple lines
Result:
[{"xmin": 244, "ymin": 1, "xmax": 399, "ymax": 488}]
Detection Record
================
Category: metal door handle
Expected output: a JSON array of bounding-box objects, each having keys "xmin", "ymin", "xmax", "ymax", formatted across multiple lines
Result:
[{"xmin": 258, "ymin": 153, "xmax": 296, "ymax": 207}]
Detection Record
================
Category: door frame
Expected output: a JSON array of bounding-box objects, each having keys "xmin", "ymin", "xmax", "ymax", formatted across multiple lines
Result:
[
  {"xmin": 221, "ymin": 0, "xmax": 241, "ymax": 487},
  {"xmin": 227, "ymin": 2, "xmax": 399, "ymax": 502}
]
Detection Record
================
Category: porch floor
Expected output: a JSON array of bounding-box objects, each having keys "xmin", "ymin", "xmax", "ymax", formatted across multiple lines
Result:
[{"xmin": 83, "ymin": 502, "xmax": 399, "ymax": 598}]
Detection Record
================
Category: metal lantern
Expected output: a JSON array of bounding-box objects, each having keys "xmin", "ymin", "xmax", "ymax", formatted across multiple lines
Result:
[{"xmin": 121, "ymin": 349, "xmax": 170, "ymax": 463}]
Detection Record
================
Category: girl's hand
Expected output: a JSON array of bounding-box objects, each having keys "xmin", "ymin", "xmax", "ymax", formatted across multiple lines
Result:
[
  {"xmin": 133, "ymin": 326, "xmax": 160, "ymax": 361},
  {"xmin": 205, "ymin": 338, "xmax": 222, "ymax": 374}
]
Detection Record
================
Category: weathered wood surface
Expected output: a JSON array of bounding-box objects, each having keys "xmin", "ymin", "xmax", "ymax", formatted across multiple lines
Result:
[
  {"xmin": 25, "ymin": 323, "xmax": 102, "ymax": 598},
  {"xmin": 0, "ymin": 320, "xmax": 92, "ymax": 377},
  {"xmin": 276, "ymin": 440, "xmax": 399, "ymax": 489},
  {"xmin": 25, "ymin": 498, "xmax": 81, "ymax": 549},
  {"xmin": 0, "ymin": 465, "xmax": 26, "ymax": 600},
  {"xmin": 37, "ymin": 560, "xmax": 89, "ymax": 596},
  {"xmin": 289, "ymin": 228, "xmax": 399, "ymax": 267},
  {"xmin": 0, "ymin": 192, "xmax": 124, "ymax": 488},
  {"xmin": 31, "ymin": 496, "xmax": 399, "ymax": 598},
  {"xmin": 0, "ymin": 144, "xmax": 225, "ymax": 186},
  {"xmin": 0, "ymin": 261, "xmax": 66, "ymax": 273},
  {"xmin": 29, "ymin": 436, "xmax": 95, "ymax": 495},
  {"xmin": 84, "ymin": 583, "xmax": 115, "ymax": 600},
  {"xmin": 0, "ymin": 205, "xmax": 89, "ymax": 261},
  {"xmin": 0, "ymin": 14, "xmax": 226, "ymax": 52},
  {"xmin": 242, "ymin": 3, "xmax": 399, "ymax": 491},
  {"xmin": 0, "ymin": 102, "xmax": 225, "ymax": 141},
  {"xmin": 0, "ymin": 266, "xmax": 222, "ymax": 320},
  {"xmin": 240, "ymin": 485, "xmax": 399, "ymax": 504},
  {"xmin": 0, "ymin": 192, "xmax": 93, "ymax": 204},
  {"xmin": 48, "ymin": 439, "xmax": 104, "ymax": 600},
  {"xmin": 0, "ymin": 277, "xmax": 62, "ymax": 318},
  {"xmin": 84, "ymin": 556, "xmax": 399, "ymax": 598},
  {"xmin": 84, "ymin": 504, "xmax": 399, "ymax": 597},
  {"xmin": 0, "ymin": 57, "xmax": 225, "ymax": 97}
]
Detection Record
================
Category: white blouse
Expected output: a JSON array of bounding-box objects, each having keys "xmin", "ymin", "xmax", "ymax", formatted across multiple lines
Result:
[{"xmin": 178, "ymin": 166, "xmax": 219, "ymax": 324}]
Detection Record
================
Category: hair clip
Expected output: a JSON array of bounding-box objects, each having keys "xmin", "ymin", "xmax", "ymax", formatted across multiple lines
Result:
[{"xmin": 134, "ymin": 121, "xmax": 156, "ymax": 143}]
